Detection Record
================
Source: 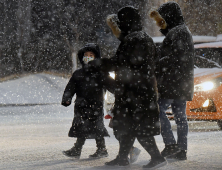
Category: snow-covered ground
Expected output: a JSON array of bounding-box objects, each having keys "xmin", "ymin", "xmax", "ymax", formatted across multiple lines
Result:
[
  {"xmin": 0, "ymin": 74, "xmax": 68, "ymax": 105},
  {"xmin": 1, "ymin": 74, "xmax": 222, "ymax": 170}
]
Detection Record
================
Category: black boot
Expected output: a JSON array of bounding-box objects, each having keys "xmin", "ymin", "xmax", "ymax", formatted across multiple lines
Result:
[
  {"xmin": 105, "ymin": 156, "xmax": 120, "ymax": 166},
  {"xmin": 137, "ymin": 136, "xmax": 167, "ymax": 169},
  {"xmin": 105, "ymin": 135, "xmax": 133, "ymax": 166},
  {"xmin": 167, "ymin": 150, "xmax": 187, "ymax": 160},
  {"xmin": 105, "ymin": 155, "xmax": 130, "ymax": 166},
  {"xmin": 62, "ymin": 146, "xmax": 81, "ymax": 158},
  {"xmin": 89, "ymin": 148, "xmax": 108, "ymax": 158},
  {"xmin": 161, "ymin": 144, "xmax": 180, "ymax": 157},
  {"xmin": 89, "ymin": 137, "xmax": 108, "ymax": 158},
  {"xmin": 62, "ymin": 138, "xmax": 85, "ymax": 158},
  {"xmin": 143, "ymin": 157, "xmax": 167, "ymax": 169}
]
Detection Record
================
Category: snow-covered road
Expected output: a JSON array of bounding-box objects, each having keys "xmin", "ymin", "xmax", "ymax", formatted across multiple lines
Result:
[
  {"xmin": 1, "ymin": 104, "xmax": 222, "ymax": 170},
  {"xmin": 1, "ymin": 74, "xmax": 222, "ymax": 170}
]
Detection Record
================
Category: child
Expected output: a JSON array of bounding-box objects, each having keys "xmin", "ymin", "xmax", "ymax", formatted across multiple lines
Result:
[{"xmin": 61, "ymin": 43, "xmax": 115, "ymax": 159}]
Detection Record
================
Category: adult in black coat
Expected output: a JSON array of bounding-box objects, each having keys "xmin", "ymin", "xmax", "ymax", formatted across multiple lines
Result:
[
  {"xmin": 88, "ymin": 6, "xmax": 166, "ymax": 168},
  {"xmin": 61, "ymin": 43, "xmax": 115, "ymax": 158},
  {"xmin": 150, "ymin": 2, "xmax": 194, "ymax": 160}
]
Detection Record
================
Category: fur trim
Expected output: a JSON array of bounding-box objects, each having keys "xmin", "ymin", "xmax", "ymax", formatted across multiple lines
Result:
[
  {"xmin": 106, "ymin": 14, "xmax": 121, "ymax": 38},
  {"xmin": 149, "ymin": 8, "xmax": 167, "ymax": 29}
]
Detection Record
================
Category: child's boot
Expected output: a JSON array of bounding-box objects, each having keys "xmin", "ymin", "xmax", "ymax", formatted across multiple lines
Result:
[
  {"xmin": 89, "ymin": 148, "xmax": 108, "ymax": 158},
  {"xmin": 62, "ymin": 146, "xmax": 82, "ymax": 158},
  {"xmin": 90, "ymin": 137, "xmax": 108, "ymax": 158}
]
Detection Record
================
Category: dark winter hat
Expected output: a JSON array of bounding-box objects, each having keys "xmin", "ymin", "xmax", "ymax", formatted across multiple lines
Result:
[
  {"xmin": 117, "ymin": 6, "xmax": 142, "ymax": 34},
  {"xmin": 78, "ymin": 43, "xmax": 101, "ymax": 65},
  {"xmin": 157, "ymin": 2, "xmax": 184, "ymax": 29}
]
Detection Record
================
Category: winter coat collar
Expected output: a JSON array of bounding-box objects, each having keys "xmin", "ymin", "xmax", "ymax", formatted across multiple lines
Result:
[{"xmin": 160, "ymin": 23, "xmax": 185, "ymax": 36}]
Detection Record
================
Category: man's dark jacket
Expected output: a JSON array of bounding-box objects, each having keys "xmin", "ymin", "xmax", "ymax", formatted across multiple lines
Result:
[
  {"xmin": 156, "ymin": 2, "xmax": 194, "ymax": 101},
  {"xmin": 89, "ymin": 6, "xmax": 160, "ymax": 138}
]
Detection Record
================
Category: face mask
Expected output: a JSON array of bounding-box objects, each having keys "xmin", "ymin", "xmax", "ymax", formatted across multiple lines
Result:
[{"xmin": 83, "ymin": 56, "xmax": 94, "ymax": 64}]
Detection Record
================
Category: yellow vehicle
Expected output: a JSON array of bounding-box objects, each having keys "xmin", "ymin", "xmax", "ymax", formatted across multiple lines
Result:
[{"xmin": 167, "ymin": 39, "xmax": 222, "ymax": 129}]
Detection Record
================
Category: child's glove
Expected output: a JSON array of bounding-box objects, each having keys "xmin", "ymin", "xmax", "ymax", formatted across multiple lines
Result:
[
  {"xmin": 61, "ymin": 100, "xmax": 71, "ymax": 107},
  {"xmin": 61, "ymin": 92, "xmax": 72, "ymax": 107}
]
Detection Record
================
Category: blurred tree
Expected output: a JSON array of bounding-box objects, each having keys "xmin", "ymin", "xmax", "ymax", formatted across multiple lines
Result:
[
  {"xmin": 0, "ymin": 0, "xmax": 20, "ymax": 77},
  {"xmin": 30, "ymin": 0, "xmax": 71, "ymax": 73},
  {"xmin": 1, "ymin": 0, "xmax": 222, "ymax": 78},
  {"xmin": 60, "ymin": 0, "xmax": 148, "ymax": 70},
  {"xmin": 148, "ymin": 0, "xmax": 222, "ymax": 36},
  {"xmin": 180, "ymin": 0, "xmax": 222, "ymax": 36}
]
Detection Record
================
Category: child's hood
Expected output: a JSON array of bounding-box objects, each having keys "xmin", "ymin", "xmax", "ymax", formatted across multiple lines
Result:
[{"xmin": 77, "ymin": 43, "xmax": 101, "ymax": 66}]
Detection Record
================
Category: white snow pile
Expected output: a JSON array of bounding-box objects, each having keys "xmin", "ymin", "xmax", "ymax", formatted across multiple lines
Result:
[
  {"xmin": 194, "ymin": 68, "xmax": 222, "ymax": 78},
  {"xmin": 0, "ymin": 73, "xmax": 69, "ymax": 105},
  {"xmin": 1, "ymin": 69, "xmax": 222, "ymax": 105},
  {"xmin": 152, "ymin": 35, "xmax": 218, "ymax": 44}
]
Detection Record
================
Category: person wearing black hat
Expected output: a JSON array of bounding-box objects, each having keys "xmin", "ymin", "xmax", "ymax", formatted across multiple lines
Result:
[
  {"xmin": 61, "ymin": 43, "xmax": 115, "ymax": 159},
  {"xmin": 150, "ymin": 2, "xmax": 194, "ymax": 160},
  {"xmin": 87, "ymin": 6, "xmax": 167, "ymax": 169}
]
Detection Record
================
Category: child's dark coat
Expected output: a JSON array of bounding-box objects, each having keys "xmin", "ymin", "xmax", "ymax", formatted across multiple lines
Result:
[{"xmin": 62, "ymin": 43, "xmax": 115, "ymax": 139}]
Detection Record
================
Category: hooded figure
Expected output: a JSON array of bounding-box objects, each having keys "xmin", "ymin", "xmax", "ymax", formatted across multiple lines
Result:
[
  {"xmin": 61, "ymin": 43, "xmax": 115, "ymax": 158},
  {"xmin": 150, "ymin": 2, "xmax": 194, "ymax": 100},
  {"xmin": 105, "ymin": 7, "xmax": 160, "ymax": 137},
  {"xmin": 150, "ymin": 2, "xmax": 194, "ymax": 160},
  {"xmin": 88, "ymin": 6, "xmax": 166, "ymax": 168}
]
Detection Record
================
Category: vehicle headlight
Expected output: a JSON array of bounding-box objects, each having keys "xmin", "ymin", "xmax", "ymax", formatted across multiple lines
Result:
[
  {"xmin": 109, "ymin": 72, "xmax": 115, "ymax": 79},
  {"xmin": 194, "ymin": 77, "xmax": 222, "ymax": 92},
  {"xmin": 202, "ymin": 99, "xmax": 210, "ymax": 107},
  {"xmin": 105, "ymin": 72, "xmax": 115, "ymax": 101}
]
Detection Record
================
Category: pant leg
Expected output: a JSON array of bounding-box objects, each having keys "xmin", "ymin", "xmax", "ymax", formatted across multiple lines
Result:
[
  {"xmin": 118, "ymin": 135, "xmax": 135, "ymax": 160},
  {"xmin": 137, "ymin": 136, "xmax": 163, "ymax": 159},
  {"xmin": 158, "ymin": 99, "xmax": 176, "ymax": 145},
  {"xmin": 74, "ymin": 137, "xmax": 86, "ymax": 150},
  {"xmin": 171, "ymin": 100, "xmax": 188, "ymax": 150},
  {"xmin": 95, "ymin": 137, "xmax": 106, "ymax": 149}
]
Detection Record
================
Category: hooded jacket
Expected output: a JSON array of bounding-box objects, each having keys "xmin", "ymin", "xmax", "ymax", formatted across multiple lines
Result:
[
  {"xmin": 89, "ymin": 6, "xmax": 160, "ymax": 137},
  {"xmin": 61, "ymin": 43, "xmax": 115, "ymax": 139},
  {"xmin": 150, "ymin": 2, "xmax": 194, "ymax": 101}
]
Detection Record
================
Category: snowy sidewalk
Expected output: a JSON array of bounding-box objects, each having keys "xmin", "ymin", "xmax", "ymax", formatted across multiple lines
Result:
[{"xmin": 1, "ymin": 104, "xmax": 222, "ymax": 170}]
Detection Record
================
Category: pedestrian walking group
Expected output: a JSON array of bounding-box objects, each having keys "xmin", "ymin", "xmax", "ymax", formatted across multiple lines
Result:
[{"xmin": 61, "ymin": 1, "xmax": 194, "ymax": 169}]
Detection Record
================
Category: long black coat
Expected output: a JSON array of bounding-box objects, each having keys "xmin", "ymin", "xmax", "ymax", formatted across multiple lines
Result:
[
  {"xmin": 156, "ymin": 2, "xmax": 194, "ymax": 101},
  {"xmin": 89, "ymin": 7, "xmax": 160, "ymax": 138},
  {"xmin": 62, "ymin": 44, "xmax": 115, "ymax": 139}
]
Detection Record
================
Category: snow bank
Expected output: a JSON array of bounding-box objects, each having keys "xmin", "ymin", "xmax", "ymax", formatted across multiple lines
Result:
[
  {"xmin": 152, "ymin": 35, "xmax": 217, "ymax": 44},
  {"xmin": 194, "ymin": 41, "xmax": 222, "ymax": 48},
  {"xmin": 0, "ymin": 74, "xmax": 69, "ymax": 105},
  {"xmin": 194, "ymin": 68, "xmax": 222, "ymax": 78},
  {"xmin": 2, "ymin": 69, "xmax": 222, "ymax": 105}
]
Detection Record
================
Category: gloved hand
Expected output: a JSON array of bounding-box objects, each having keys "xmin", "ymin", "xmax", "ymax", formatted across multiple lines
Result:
[
  {"xmin": 61, "ymin": 92, "xmax": 72, "ymax": 107},
  {"xmin": 61, "ymin": 100, "xmax": 71, "ymax": 107},
  {"xmin": 83, "ymin": 59, "xmax": 102, "ymax": 72},
  {"xmin": 88, "ymin": 59, "xmax": 102, "ymax": 68}
]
